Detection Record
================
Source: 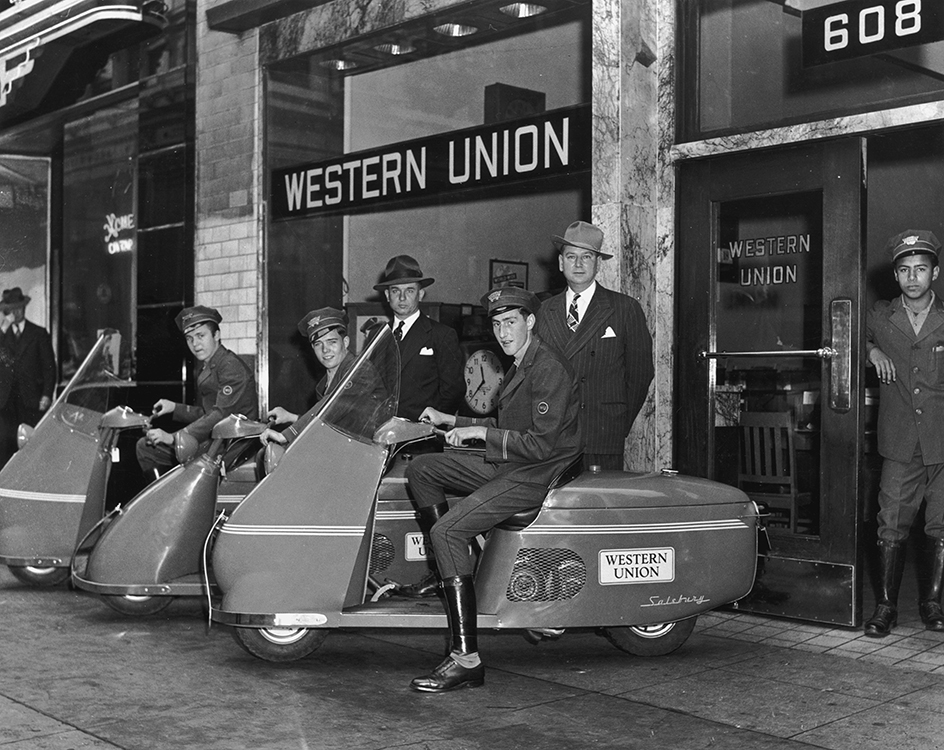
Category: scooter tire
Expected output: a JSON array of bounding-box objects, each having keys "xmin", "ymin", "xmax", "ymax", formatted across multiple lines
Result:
[
  {"xmin": 231, "ymin": 626, "xmax": 327, "ymax": 662},
  {"xmin": 8, "ymin": 565, "xmax": 70, "ymax": 587},
  {"xmin": 101, "ymin": 594, "xmax": 174, "ymax": 616},
  {"xmin": 602, "ymin": 617, "xmax": 697, "ymax": 657}
]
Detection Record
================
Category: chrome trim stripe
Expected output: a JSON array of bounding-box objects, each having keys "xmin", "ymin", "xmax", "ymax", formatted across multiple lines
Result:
[
  {"xmin": 376, "ymin": 510, "xmax": 418, "ymax": 520},
  {"xmin": 522, "ymin": 520, "xmax": 750, "ymax": 534},
  {"xmin": 219, "ymin": 523, "xmax": 364, "ymax": 537},
  {"xmin": 0, "ymin": 488, "xmax": 85, "ymax": 503}
]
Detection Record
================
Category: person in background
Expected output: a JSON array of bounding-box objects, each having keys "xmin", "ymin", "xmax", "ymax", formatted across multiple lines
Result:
[
  {"xmin": 0, "ymin": 287, "xmax": 55, "ymax": 463},
  {"xmin": 136, "ymin": 306, "xmax": 257, "ymax": 480},
  {"xmin": 535, "ymin": 221, "xmax": 653, "ymax": 471},
  {"xmin": 865, "ymin": 229, "xmax": 944, "ymax": 637},
  {"xmin": 405, "ymin": 286, "xmax": 581, "ymax": 692}
]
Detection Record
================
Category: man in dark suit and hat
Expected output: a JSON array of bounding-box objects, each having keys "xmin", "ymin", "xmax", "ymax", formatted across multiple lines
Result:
[
  {"xmin": 374, "ymin": 255, "xmax": 463, "ymax": 423},
  {"xmin": 535, "ymin": 221, "xmax": 653, "ymax": 471},
  {"xmin": 405, "ymin": 286, "xmax": 581, "ymax": 693},
  {"xmin": 0, "ymin": 287, "xmax": 56, "ymax": 463},
  {"xmin": 865, "ymin": 229, "xmax": 944, "ymax": 637},
  {"xmin": 135, "ymin": 305, "xmax": 257, "ymax": 479}
]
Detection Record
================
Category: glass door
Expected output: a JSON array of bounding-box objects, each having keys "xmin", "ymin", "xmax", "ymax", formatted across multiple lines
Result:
[{"xmin": 677, "ymin": 139, "xmax": 865, "ymax": 625}]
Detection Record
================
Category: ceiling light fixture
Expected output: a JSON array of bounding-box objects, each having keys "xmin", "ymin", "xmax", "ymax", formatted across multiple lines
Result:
[
  {"xmin": 499, "ymin": 3, "xmax": 547, "ymax": 18},
  {"xmin": 374, "ymin": 42, "xmax": 416, "ymax": 55},
  {"xmin": 320, "ymin": 59, "xmax": 357, "ymax": 71},
  {"xmin": 433, "ymin": 23, "xmax": 478, "ymax": 37}
]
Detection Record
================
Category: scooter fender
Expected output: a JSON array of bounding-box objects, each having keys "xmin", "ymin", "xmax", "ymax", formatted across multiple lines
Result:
[
  {"xmin": 475, "ymin": 471, "xmax": 759, "ymax": 630},
  {"xmin": 85, "ymin": 455, "xmax": 222, "ymax": 585}
]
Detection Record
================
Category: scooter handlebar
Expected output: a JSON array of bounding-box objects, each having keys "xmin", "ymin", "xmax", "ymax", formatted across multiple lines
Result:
[{"xmin": 372, "ymin": 417, "xmax": 437, "ymax": 446}]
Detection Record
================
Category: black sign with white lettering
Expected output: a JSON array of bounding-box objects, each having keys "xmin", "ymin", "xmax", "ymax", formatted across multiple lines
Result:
[
  {"xmin": 803, "ymin": 0, "xmax": 944, "ymax": 67},
  {"xmin": 270, "ymin": 104, "xmax": 591, "ymax": 220}
]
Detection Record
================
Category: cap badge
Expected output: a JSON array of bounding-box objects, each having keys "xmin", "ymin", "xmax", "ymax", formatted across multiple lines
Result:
[
  {"xmin": 904, "ymin": 235, "xmax": 919, "ymax": 245},
  {"xmin": 488, "ymin": 290, "xmax": 502, "ymax": 302}
]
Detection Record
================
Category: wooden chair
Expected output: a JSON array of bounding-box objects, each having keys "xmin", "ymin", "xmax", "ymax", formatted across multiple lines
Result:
[{"xmin": 738, "ymin": 411, "xmax": 804, "ymax": 533}]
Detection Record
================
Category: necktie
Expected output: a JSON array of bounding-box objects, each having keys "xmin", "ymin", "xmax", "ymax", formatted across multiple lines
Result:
[
  {"xmin": 567, "ymin": 293, "xmax": 581, "ymax": 331},
  {"xmin": 13, "ymin": 324, "xmax": 21, "ymax": 340},
  {"xmin": 394, "ymin": 320, "xmax": 404, "ymax": 342}
]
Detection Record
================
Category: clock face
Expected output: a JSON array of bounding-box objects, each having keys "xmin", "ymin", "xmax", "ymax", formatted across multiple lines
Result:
[{"xmin": 464, "ymin": 349, "xmax": 505, "ymax": 415}]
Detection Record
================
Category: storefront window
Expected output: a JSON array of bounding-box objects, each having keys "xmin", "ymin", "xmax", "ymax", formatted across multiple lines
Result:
[
  {"xmin": 266, "ymin": 2, "xmax": 590, "ymax": 413},
  {"xmin": 679, "ymin": 0, "xmax": 944, "ymax": 140}
]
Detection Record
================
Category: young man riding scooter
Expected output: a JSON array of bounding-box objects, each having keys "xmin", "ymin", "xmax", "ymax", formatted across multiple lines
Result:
[{"xmin": 406, "ymin": 286, "xmax": 582, "ymax": 692}]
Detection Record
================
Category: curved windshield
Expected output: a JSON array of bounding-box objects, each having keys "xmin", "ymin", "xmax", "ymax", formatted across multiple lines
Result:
[
  {"xmin": 318, "ymin": 324, "xmax": 399, "ymax": 443},
  {"xmin": 53, "ymin": 330, "xmax": 134, "ymax": 436}
]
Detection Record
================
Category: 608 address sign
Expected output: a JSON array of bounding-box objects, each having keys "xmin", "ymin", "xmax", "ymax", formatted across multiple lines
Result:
[{"xmin": 802, "ymin": 0, "xmax": 944, "ymax": 67}]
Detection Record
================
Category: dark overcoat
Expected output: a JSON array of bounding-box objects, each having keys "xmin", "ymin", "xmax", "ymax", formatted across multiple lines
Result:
[
  {"xmin": 1, "ymin": 319, "xmax": 55, "ymax": 412},
  {"xmin": 395, "ymin": 313, "xmax": 463, "ymax": 421}
]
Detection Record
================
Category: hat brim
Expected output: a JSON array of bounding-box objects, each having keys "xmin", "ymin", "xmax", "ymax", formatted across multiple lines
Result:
[
  {"xmin": 551, "ymin": 235, "xmax": 613, "ymax": 260},
  {"xmin": 1, "ymin": 298, "xmax": 29, "ymax": 312},
  {"xmin": 182, "ymin": 318, "xmax": 217, "ymax": 332},
  {"xmin": 374, "ymin": 277, "xmax": 435, "ymax": 291}
]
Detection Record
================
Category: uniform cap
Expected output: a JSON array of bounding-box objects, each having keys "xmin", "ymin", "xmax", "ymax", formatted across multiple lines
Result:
[
  {"xmin": 373, "ymin": 255, "xmax": 434, "ymax": 290},
  {"xmin": 887, "ymin": 229, "xmax": 941, "ymax": 264},
  {"xmin": 175, "ymin": 305, "xmax": 222, "ymax": 333},
  {"xmin": 297, "ymin": 307, "xmax": 347, "ymax": 342},
  {"xmin": 480, "ymin": 286, "xmax": 541, "ymax": 317},
  {"xmin": 552, "ymin": 220, "xmax": 613, "ymax": 260}
]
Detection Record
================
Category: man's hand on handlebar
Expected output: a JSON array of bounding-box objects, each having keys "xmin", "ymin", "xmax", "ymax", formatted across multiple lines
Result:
[
  {"xmin": 444, "ymin": 425, "xmax": 487, "ymax": 448},
  {"xmin": 259, "ymin": 428, "xmax": 288, "ymax": 446},
  {"xmin": 145, "ymin": 427, "xmax": 173, "ymax": 447},
  {"xmin": 418, "ymin": 407, "xmax": 456, "ymax": 430},
  {"xmin": 151, "ymin": 399, "xmax": 175, "ymax": 418},
  {"xmin": 267, "ymin": 406, "xmax": 298, "ymax": 426}
]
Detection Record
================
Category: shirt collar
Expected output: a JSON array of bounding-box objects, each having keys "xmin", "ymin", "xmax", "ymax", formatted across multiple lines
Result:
[
  {"xmin": 394, "ymin": 309, "xmax": 421, "ymax": 337},
  {"xmin": 567, "ymin": 281, "xmax": 596, "ymax": 306}
]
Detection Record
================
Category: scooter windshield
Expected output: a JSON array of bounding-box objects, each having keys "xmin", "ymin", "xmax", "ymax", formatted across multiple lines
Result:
[
  {"xmin": 52, "ymin": 330, "xmax": 133, "ymax": 437},
  {"xmin": 317, "ymin": 324, "xmax": 399, "ymax": 444}
]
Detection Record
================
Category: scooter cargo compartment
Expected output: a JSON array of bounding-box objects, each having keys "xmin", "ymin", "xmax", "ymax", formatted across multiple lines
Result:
[{"xmin": 544, "ymin": 471, "xmax": 750, "ymax": 510}]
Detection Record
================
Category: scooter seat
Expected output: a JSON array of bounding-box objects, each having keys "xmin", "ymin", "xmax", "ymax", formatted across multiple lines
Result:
[{"xmin": 496, "ymin": 455, "xmax": 583, "ymax": 531}]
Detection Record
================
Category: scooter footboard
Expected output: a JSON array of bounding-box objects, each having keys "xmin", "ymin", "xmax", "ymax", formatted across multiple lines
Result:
[{"xmin": 476, "ymin": 500, "xmax": 758, "ymax": 630}]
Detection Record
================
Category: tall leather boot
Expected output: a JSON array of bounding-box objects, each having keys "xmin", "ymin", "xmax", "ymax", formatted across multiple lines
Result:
[
  {"xmin": 410, "ymin": 575, "xmax": 484, "ymax": 692},
  {"xmin": 398, "ymin": 502, "xmax": 448, "ymax": 599},
  {"xmin": 919, "ymin": 537, "xmax": 944, "ymax": 631},
  {"xmin": 864, "ymin": 540, "xmax": 905, "ymax": 638}
]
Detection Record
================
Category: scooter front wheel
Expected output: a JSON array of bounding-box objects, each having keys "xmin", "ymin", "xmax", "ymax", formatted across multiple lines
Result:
[
  {"xmin": 101, "ymin": 594, "xmax": 174, "ymax": 616},
  {"xmin": 8, "ymin": 565, "xmax": 70, "ymax": 587},
  {"xmin": 602, "ymin": 617, "xmax": 697, "ymax": 657},
  {"xmin": 231, "ymin": 626, "xmax": 327, "ymax": 662}
]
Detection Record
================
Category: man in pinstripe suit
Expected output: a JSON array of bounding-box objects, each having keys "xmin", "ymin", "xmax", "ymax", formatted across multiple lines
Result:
[{"xmin": 535, "ymin": 221, "xmax": 653, "ymax": 471}]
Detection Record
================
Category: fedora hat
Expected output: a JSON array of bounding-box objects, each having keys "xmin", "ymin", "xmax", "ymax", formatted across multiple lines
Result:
[
  {"xmin": 373, "ymin": 255, "xmax": 434, "ymax": 290},
  {"xmin": 0, "ymin": 287, "xmax": 30, "ymax": 312},
  {"xmin": 552, "ymin": 220, "xmax": 613, "ymax": 260}
]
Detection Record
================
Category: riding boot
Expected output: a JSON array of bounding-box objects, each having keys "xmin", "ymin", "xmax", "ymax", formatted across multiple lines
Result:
[
  {"xmin": 411, "ymin": 575, "xmax": 484, "ymax": 692},
  {"xmin": 398, "ymin": 502, "xmax": 448, "ymax": 599},
  {"xmin": 919, "ymin": 538, "xmax": 944, "ymax": 631},
  {"xmin": 864, "ymin": 540, "xmax": 905, "ymax": 638}
]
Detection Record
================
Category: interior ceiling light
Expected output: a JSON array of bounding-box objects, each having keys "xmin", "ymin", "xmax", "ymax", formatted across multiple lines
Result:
[
  {"xmin": 320, "ymin": 59, "xmax": 357, "ymax": 71},
  {"xmin": 433, "ymin": 23, "xmax": 478, "ymax": 37},
  {"xmin": 499, "ymin": 3, "xmax": 547, "ymax": 18},
  {"xmin": 375, "ymin": 42, "xmax": 416, "ymax": 55}
]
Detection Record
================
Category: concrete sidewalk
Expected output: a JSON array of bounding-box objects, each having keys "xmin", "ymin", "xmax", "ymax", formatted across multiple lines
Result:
[{"xmin": 1, "ymin": 567, "xmax": 943, "ymax": 750}]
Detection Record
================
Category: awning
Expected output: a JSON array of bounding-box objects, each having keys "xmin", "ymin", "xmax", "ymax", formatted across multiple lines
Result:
[{"xmin": 0, "ymin": 0, "xmax": 166, "ymax": 107}]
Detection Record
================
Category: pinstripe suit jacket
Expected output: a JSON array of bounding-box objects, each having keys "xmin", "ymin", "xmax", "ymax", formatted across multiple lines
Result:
[
  {"xmin": 535, "ymin": 285, "xmax": 653, "ymax": 456},
  {"xmin": 866, "ymin": 295, "xmax": 944, "ymax": 465}
]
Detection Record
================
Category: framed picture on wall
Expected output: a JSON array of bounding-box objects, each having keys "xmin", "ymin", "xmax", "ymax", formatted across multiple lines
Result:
[{"xmin": 489, "ymin": 259, "xmax": 528, "ymax": 290}]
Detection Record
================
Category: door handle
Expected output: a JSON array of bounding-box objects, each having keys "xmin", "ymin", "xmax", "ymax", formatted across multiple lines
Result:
[
  {"xmin": 828, "ymin": 298, "xmax": 852, "ymax": 412},
  {"xmin": 699, "ymin": 348, "xmax": 837, "ymax": 360}
]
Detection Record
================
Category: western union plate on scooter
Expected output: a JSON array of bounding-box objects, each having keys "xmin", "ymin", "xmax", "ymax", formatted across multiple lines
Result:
[
  {"xmin": 599, "ymin": 547, "xmax": 675, "ymax": 585},
  {"xmin": 273, "ymin": 613, "xmax": 328, "ymax": 627}
]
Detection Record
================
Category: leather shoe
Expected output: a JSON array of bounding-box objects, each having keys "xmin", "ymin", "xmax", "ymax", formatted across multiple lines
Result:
[
  {"xmin": 864, "ymin": 603, "xmax": 897, "ymax": 637},
  {"xmin": 920, "ymin": 601, "xmax": 944, "ymax": 631},
  {"xmin": 410, "ymin": 656, "xmax": 484, "ymax": 693},
  {"xmin": 398, "ymin": 571, "xmax": 439, "ymax": 599}
]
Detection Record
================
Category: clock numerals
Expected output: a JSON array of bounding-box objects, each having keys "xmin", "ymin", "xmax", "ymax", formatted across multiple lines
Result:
[{"xmin": 463, "ymin": 349, "xmax": 504, "ymax": 415}]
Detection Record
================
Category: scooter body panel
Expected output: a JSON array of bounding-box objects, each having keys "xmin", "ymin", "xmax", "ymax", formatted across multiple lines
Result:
[
  {"xmin": 213, "ymin": 419, "xmax": 387, "ymax": 620},
  {"xmin": 84, "ymin": 457, "xmax": 222, "ymax": 585}
]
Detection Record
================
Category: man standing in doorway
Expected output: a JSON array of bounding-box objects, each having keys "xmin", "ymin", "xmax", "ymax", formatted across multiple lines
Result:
[
  {"xmin": 535, "ymin": 221, "xmax": 653, "ymax": 470},
  {"xmin": 0, "ymin": 287, "xmax": 56, "ymax": 463},
  {"xmin": 865, "ymin": 229, "xmax": 944, "ymax": 637},
  {"xmin": 374, "ymin": 255, "xmax": 464, "ymax": 422},
  {"xmin": 136, "ymin": 306, "xmax": 257, "ymax": 480}
]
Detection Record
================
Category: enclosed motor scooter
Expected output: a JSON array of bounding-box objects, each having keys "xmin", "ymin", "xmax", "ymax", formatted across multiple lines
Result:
[{"xmin": 209, "ymin": 325, "xmax": 759, "ymax": 662}]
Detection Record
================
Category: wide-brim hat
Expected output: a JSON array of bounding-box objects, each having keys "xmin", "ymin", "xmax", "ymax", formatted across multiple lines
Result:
[
  {"xmin": 887, "ymin": 229, "xmax": 941, "ymax": 264},
  {"xmin": 0, "ymin": 287, "xmax": 29, "ymax": 312},
  {"xmin": 175, "ymin": 305, "xmax": 222, "ymax": 333},
  {"xmin": 298, "ymin": 307, "xmax": 348, "ymax": 342},
  {"xmin": 480, "ymin": 286, "xmax": 541, "ymax": 317},
  {"xmin": 552, "ymin": 220, "xmax": 613, "ymax": 260},
  {"xmin": 373, "ymin": 255, "xmax": 434, "ymax": 290}
]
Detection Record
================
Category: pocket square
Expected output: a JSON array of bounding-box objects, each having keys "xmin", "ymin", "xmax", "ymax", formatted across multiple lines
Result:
[
  {"xmin": 601, "ymin": 326, "xmax": 616, "ymax": 339},
  {"xmin": 420, "ymin": 346, "xmax": 434, "ymax": 355}
]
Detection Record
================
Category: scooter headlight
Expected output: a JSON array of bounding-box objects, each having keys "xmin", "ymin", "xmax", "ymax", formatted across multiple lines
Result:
[{"xmin": 16, "ymin": 423, "xmax": 33, "ymax": 450}]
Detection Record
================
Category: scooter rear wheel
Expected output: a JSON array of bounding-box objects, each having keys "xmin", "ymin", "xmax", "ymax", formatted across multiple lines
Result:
[
  {"xmin": 101, "ymin": 594, "xmax": 174, "ymax": 616},
  {"xmin": 602, "ymin": 617, "xmax": 697, "ymax": 657},
  {"xmin": 231, "ymin": 626, "xmax": 327, "ymax": 662},
  {"xmin": 8, "ymin": 565, "xmax": 70, "ymax": 587}
]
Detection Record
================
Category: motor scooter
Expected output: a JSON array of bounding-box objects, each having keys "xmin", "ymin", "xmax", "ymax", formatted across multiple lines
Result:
[
  {"xmin": 71, "ymin": 412, "xmax": 268, "ymax": 615},
  {"xmin": 208, "ymin": 325, "xmax": 759, "ymax": 663}
]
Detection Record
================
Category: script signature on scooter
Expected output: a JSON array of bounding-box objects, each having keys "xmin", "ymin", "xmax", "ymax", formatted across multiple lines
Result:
[{"xmin": 641, "ymin": 593, "xmax": 710, "ymax": 608}]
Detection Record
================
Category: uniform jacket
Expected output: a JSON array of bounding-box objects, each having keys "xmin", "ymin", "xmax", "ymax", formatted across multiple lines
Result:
[
  {"xmin": 172, "ymin": 345, "xmax": 258, "ymax": 443},
  {"xmin": 1, "ymin": 320, "xmax": 56, "ymax": 411},
  {"xmin": 286, "ymin": 351, "xmax": 357, "ymax": 442},
  {"xmin": 395, "ymin": 313, "xmax": 463, "ymax": 421},
  {"xmin": 455, "ymin": 335, "xmax": 581, "ymax": 487},
  {"xmin": 535, "ymin": 285, "xmax": 653, "ymax": 456},
  {"xmin": 867, "ymin": 295, "xmax": 944, "ymax": 465}
]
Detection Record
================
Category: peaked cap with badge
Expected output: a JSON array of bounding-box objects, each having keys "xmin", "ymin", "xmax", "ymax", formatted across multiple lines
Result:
[
  {"xmin": 887, "ymin": 229, "xmax": 942, "ymax": 265},
  {"xmin": 175, "ymin": 305, "xmax": 222, "ymax": 333},
  {"xmin": 297, "ymin": 307, "xmax": 348, "ymax": 342},
  {"xmin": 480, "ymin": 286, "xmax": 541, "ymax": 317}
]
